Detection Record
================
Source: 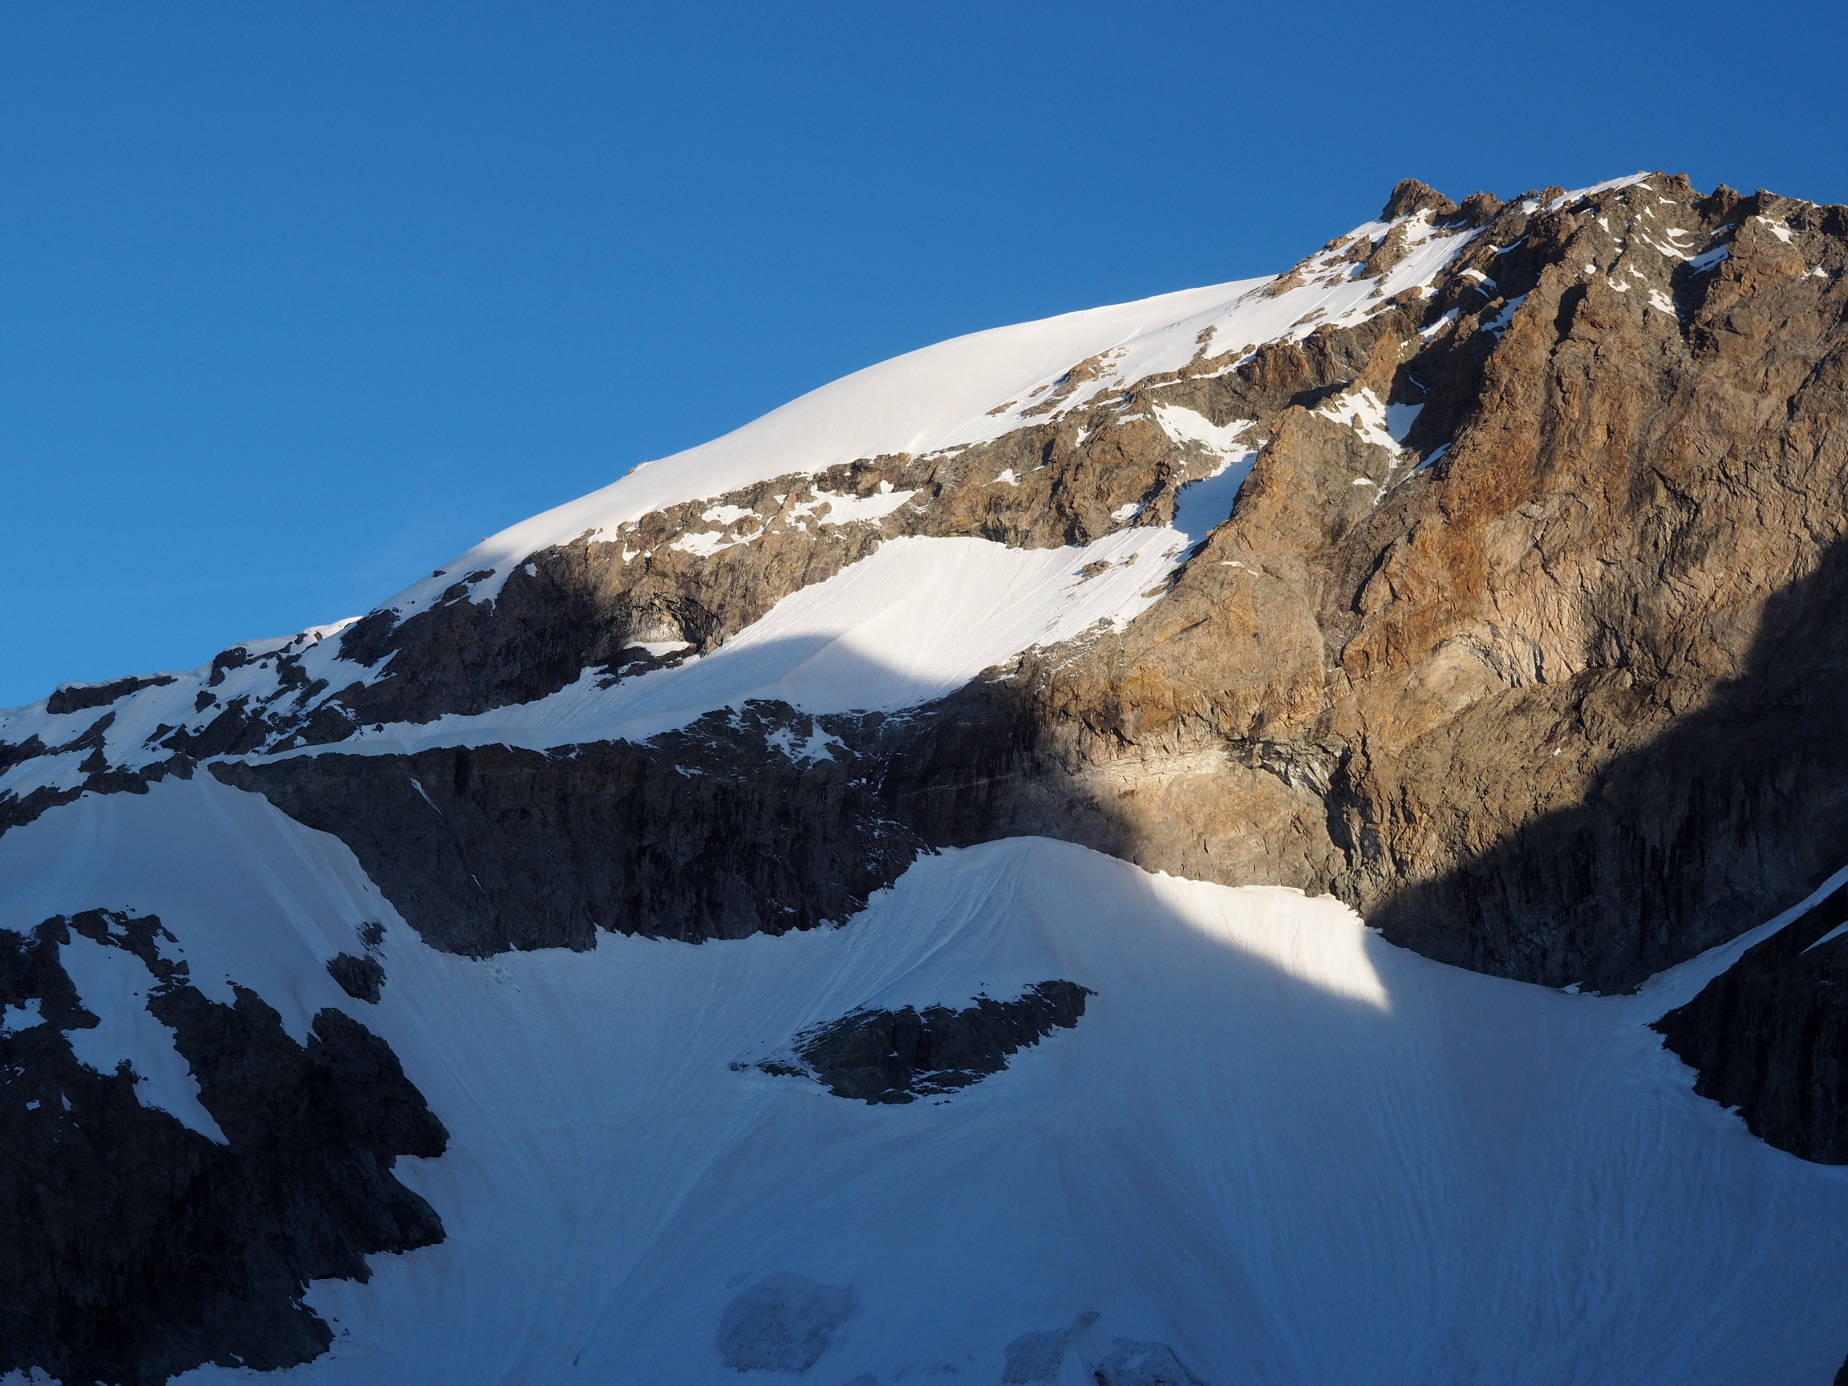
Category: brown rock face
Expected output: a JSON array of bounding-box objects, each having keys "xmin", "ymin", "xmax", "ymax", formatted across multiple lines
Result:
[
  {"xmin": 23, "ymin": 174, "xmax": 1848, "ymax": 1175},
  {"xmin": 1380, "ymin": 177, "xmax": 1458, "ymax": 220},
  {"xmin": 905, "ymin": 175, "xmax": 1848, "ymax": 996},
  {"xmin": 219, "ymin": 174, "xmax": 1848, "ymax": 1015}
]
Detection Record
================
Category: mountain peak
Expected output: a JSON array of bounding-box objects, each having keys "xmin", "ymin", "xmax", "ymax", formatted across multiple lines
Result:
[
  {"xmin": 1379, "ymin": 176, "xmax": 1457, "ymax": 220},
  {"xmin": 8, "ymin": 172, "xmax": 1848, "ymax": 1383}
]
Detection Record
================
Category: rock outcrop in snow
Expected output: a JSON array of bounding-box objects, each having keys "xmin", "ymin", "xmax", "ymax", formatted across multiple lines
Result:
[
  {"xmin": 0, "ymin": 910, "xmax": 445, "ymax": 1386},
  {"xmin": 759, "ymin": 978, "xmax": 1092, "ymax": 1104}
]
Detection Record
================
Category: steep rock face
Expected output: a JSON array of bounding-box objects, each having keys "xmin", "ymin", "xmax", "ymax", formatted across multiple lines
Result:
[
  {"xmin": 214, "ymin": 702, "xmax": 926, "ymax": 954},
  {"xmin": 1655, "ymin": 880, "xmax": 1848, "ymax": 1163},
  {"xmin": 0, "ymin": 910, "xmax": 446, "ymax": 1386},
  {"xmin": 882, "ymin": 176, "xmax": 1848, "ymax": 993},
  {"xmin": 190, "ymin": 175, "xmax": 1848, "ymax": 1007}
]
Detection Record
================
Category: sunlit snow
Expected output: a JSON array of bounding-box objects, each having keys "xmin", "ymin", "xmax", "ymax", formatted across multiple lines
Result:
[{"xmin": 327, "ymin": 525, "xmax": 1188, "ymax": 755}]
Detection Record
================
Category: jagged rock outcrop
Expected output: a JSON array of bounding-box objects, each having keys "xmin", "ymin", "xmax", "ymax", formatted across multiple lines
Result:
[{"xmin": 0, "ymin": 910, "xmax": 446, "ymax": 1386}]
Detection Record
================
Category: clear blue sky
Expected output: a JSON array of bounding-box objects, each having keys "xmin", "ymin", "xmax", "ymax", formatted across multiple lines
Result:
[{"xmin": 3, "ymin": 1, "xmax": 1843, "ymax": 708}]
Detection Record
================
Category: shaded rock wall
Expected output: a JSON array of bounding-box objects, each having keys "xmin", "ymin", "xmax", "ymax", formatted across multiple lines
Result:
[
  {"xmin": 1656, "ymin": 881, "xmax": 1848, "ymax": 1163},
  {"xmin": 0, "ymin": 911, "xmax": 445, "ymax": 1386},
  {"xmin": 215, "ymin": 703, "xmax": 926, "ymax": 954}
]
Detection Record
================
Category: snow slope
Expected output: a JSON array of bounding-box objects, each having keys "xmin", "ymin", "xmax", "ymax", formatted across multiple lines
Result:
[
  {"xmin": 317, "ymin": 525, "xmax": 1189, "ymax": 756},
  {"xmin": 4, "ymin": 177, "xmax": 1670, "ymax": 794},
  {"xmin": 375, "ymin": 193, "xmax": 1497, "ymax": 623},
  {"xmin": 3, "ymin": 777, "xmax": 1845, "ymax": 1386},
  {"xmin": 17, "ymin": 176, "xmax": 1654, "ymax": 796},
  {"xmin": 468, "ymin": 183, "xmax": 1667, "ymax": 592}
]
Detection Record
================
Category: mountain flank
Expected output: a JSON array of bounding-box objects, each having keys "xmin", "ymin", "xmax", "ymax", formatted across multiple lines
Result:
[{"xmin": 5, "ymin": 172, "xmax": 1848, "ymax": 1383}]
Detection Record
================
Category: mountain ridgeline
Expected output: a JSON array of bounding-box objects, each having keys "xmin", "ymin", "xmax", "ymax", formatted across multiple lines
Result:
[{"xmin": 5, "ymin": 173, "xmax": 1848, "ymax": 1384}]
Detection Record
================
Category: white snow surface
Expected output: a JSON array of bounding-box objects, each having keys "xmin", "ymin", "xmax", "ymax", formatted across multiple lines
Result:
[
  {"xmin": 1, "ymin": 779, "xmax": 1846, "ymax": 1384},
  {"xmin": 314, "ymin": 526, "xmax": 1187, "ymax": 756},
  {"xmin": 1153, "ymin": 404, "xmax": 1260, "ymax": 546},
  {"xmin": 1151, "ymin": 403, "xmax": 1253, "ymax": 459},
  {"xmin": 0, "ymin": 778, "xmax": 373, "ymax": 1043},
  {"xmin": 1317, "ymin": 384, "xmax": 1405, "ymax": 454},
  {"xmin": 371, "ymin": 203, "xmax": 1483, "ymax": 622}
]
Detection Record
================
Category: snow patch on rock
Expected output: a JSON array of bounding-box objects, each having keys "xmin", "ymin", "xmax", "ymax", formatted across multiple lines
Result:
[{"xmin": 322, "ymin": 525, "xmax": 1191, "ymax": 755}]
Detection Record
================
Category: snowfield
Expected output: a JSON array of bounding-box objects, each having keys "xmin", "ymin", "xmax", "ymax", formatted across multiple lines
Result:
[
  {"xmin": 3, "ymin": 777, "xmax": 1845, "ymax": 1386},
  {"xmin": 320, "ymin": 525, "xmax": 1195, "ymax": 757}
]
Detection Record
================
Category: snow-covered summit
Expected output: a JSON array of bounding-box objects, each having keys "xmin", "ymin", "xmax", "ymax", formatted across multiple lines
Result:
[
  {"xmin": 0, "ymin": 181, "xmax": 1505, "ymax": 801},
  {"xmin": 391, "ymin": 191, "xmax": 1495, "ymax": 619}
]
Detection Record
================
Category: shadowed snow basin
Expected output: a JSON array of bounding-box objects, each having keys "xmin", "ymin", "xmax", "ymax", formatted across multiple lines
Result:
[{"xmin": 1, "ymin": 777, "xmax": 1845, "ymax": 1385}]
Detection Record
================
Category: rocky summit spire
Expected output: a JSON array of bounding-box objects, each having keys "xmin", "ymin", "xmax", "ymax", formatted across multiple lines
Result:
[{"xmin": 1379, "ymin": 176, "xmax": 1458, "ymax": 220}]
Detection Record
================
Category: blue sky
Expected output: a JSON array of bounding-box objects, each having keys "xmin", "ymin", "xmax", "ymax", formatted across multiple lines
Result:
[{"xmin": 3, "ymin": 1, "xmax": 1844, "ymax": 708}]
